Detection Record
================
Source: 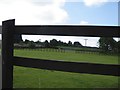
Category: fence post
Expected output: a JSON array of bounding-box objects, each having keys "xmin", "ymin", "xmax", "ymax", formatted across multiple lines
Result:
[
  {"xmin": 0, "ymin": 30, "xmax": 2, "ymax": 90},
  {"xmin": 2, "ymin": 19, "xmax": 15, "ymax": 89}
]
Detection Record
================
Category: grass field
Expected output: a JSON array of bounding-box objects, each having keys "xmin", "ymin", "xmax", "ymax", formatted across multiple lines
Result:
[
  {"xmin": 13, "ymin": 49, "xmax": 119, "ymax": 88},
  {"xmin": 14, "ymin": 49, "xmax": 118, "ymax": 64}
]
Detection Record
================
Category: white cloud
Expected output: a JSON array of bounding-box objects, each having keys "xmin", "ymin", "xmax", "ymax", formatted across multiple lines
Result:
[
  {"xmin": 83, "ymin": 0, "xmax": 108, "ymax": 7},
  {"xmin": 64, "ymin": 0, "xmax": 119, "ymax": 2},
  {"xmin": 79, "ymin": 20, "xmax": 118, "ymax": 26},
  {"xmin": 0, "ymin": 0, "xmax": 68, "ymax": 25},
  {"xmin": 80, "ymin": 21, "xmax": 89, "ymax": 25}
]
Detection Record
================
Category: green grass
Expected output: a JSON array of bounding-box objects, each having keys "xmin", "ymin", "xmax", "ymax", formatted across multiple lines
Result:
[
  {"xmin": 13, "ymin": 49, "xmax": 119, "ymax": 88},
  {"xmin": 14, "ymin": 49, "xmax": 118, "ymax": 64},
  {"xmin": 57, "ymin": 46, "xmax": 100, "ymax": 51},
  {"xmin": 13, "ymin": 66, "xmax": 119, "ymax": 88}
]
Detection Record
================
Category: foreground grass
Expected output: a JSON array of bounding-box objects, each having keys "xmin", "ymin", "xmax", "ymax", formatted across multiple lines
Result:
[
  {"xmin": 13, "ymin": 49, "xmax": 119, "ymax": 88},
  {"xmin": 13, "ymin": 66, "xmax": 119, "ymax": 88}
]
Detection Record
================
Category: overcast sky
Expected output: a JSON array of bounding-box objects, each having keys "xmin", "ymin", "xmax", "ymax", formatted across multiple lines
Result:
[{"xmin": 0, "ymin": 0, "xmax": 119, "ymax": 47}]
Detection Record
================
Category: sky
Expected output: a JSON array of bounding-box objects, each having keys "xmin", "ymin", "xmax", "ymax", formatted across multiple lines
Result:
[{"xmin": 0, "ymin": 0, "xmax": 119, "ymax": 47}]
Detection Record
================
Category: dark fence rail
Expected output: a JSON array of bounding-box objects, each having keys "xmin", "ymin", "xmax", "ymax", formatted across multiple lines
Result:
[
  {"xmin": 0, "ymin": 25, "xmax": 119, "ymax": 36},
  {"xmin": 15, "ymin": 25, "xmax": 119, "ymax": 37},
  {"xmin": 13, "ymin": 57, "xmax": 120, "ymax": 76},
  {"xmin": 1, "ymin": 19, "xmax": 120, "ymax": 89}
]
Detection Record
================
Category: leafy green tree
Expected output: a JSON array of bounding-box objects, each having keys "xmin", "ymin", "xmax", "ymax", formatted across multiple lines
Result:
[
  {"xmin": 24, "ymin": 39, "xmax": 30, "ymax": 44},
  {"xmin": 58, "ymin": 40, "xmax": 63, "ymax": 46},
  {"xmin": 98, "ymin": 37, "xmax": 117, "ymax": 53},
  {"xmin": 28, "ymin": 41, "xmax": 35, "ymax": 48},
  {"xmin": 68, "ymin": 41, "xmax": 72, "ymax": 46},
  {"xmin": 44, "ymin": 40, "xmax": 50, "ymax": 47},
  {"xmin": 50, "ymin": 39, "xmax": 58, "ymax": 47},
  {"xmin": 73, "ymin": 41, "xmax": 82, "ymax": 47}
]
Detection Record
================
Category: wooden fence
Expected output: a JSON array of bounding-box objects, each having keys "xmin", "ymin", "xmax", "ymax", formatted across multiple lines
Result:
[{"xmin": 1, "ymin": 19, "xmax": 120, "ymax": 89}]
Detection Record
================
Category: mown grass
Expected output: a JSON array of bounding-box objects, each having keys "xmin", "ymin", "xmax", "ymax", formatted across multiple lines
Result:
[
  {"xmin": 13, "ymin": 66, "xmax": 119, "ymax": 88},
  {"xmin": 13, "ymin": 49, "xmax": 119, "ymax": 88},
  {"xmin": 14, "ymin": 49, "xmax": 118, "ymax": 64}
]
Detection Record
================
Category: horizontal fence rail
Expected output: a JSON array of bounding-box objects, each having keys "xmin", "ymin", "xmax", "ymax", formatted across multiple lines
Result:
[
  {"xmin": 15, "ymin": 25, "xmax": 119, "ymax": 37},
  {"xmin": 0, "ymin": 26, "xmax": 119, "ymax": 37},
  {"xmin": 13, "ymin": 57, "xmax": 120, "ymax": 76}
]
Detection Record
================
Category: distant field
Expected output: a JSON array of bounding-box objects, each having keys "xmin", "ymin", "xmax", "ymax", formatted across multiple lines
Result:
[
  {"xmin": 57, "ymin": 46, "xmax": 100, "ymax": 51},
  {"xmin": 14, "ymin": 49, "xmax": 118, "ymax": 64},
  {"xmin": 13, "ymin": 49, "xmax": 119, "ymax": 88}
]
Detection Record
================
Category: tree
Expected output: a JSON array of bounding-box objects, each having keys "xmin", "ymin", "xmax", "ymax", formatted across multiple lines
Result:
[
  {"xmin": 50, "ymin": 39, "xmax": 58, "ymax": 47},
  {"xmin": 28, "ymin": 41, "xmax": 35, "ymax": 48},
  {"xmin": 35, "ymin": 41, "xmax": 41, "ymax": 44},
  {"xmin": 58, "ymin": 40, "xmax": 63, "ymax": 46},
  {"xmin": 98, "ymin": 37, "xmax": 117, "ymax": 53},
  {"xmin": 68, "ymin": 41, "xmax": 72, "ymax": 46},
  {"xmin": 73, "ymin": 41, "xmax": 82, "ymax": 47},
  {"xmin": 24, "ymin": 39, "xmax": 30, "ymax": 44},
  {"xmin": 44, "ymin": 40, "xmax": 50, "ymax": 47}
]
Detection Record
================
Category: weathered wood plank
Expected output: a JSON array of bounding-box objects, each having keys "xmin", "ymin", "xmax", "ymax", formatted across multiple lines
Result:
[
  {"xmin": 15, "ymin": 25, "xmax": 119, "ymax": 37},
  {"xmin": 13, "ymin": 57, "xmax": 120, "ymax": 76}
]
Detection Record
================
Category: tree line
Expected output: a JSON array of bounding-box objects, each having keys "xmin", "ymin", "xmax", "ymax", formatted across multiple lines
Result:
[
  {"xmin": 15, "ymin": 39, "xmax": 83, "ymax": 48},
  {"xmin": 14, "ymin": 35, "xmax": 119, "ymax": 54}
]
